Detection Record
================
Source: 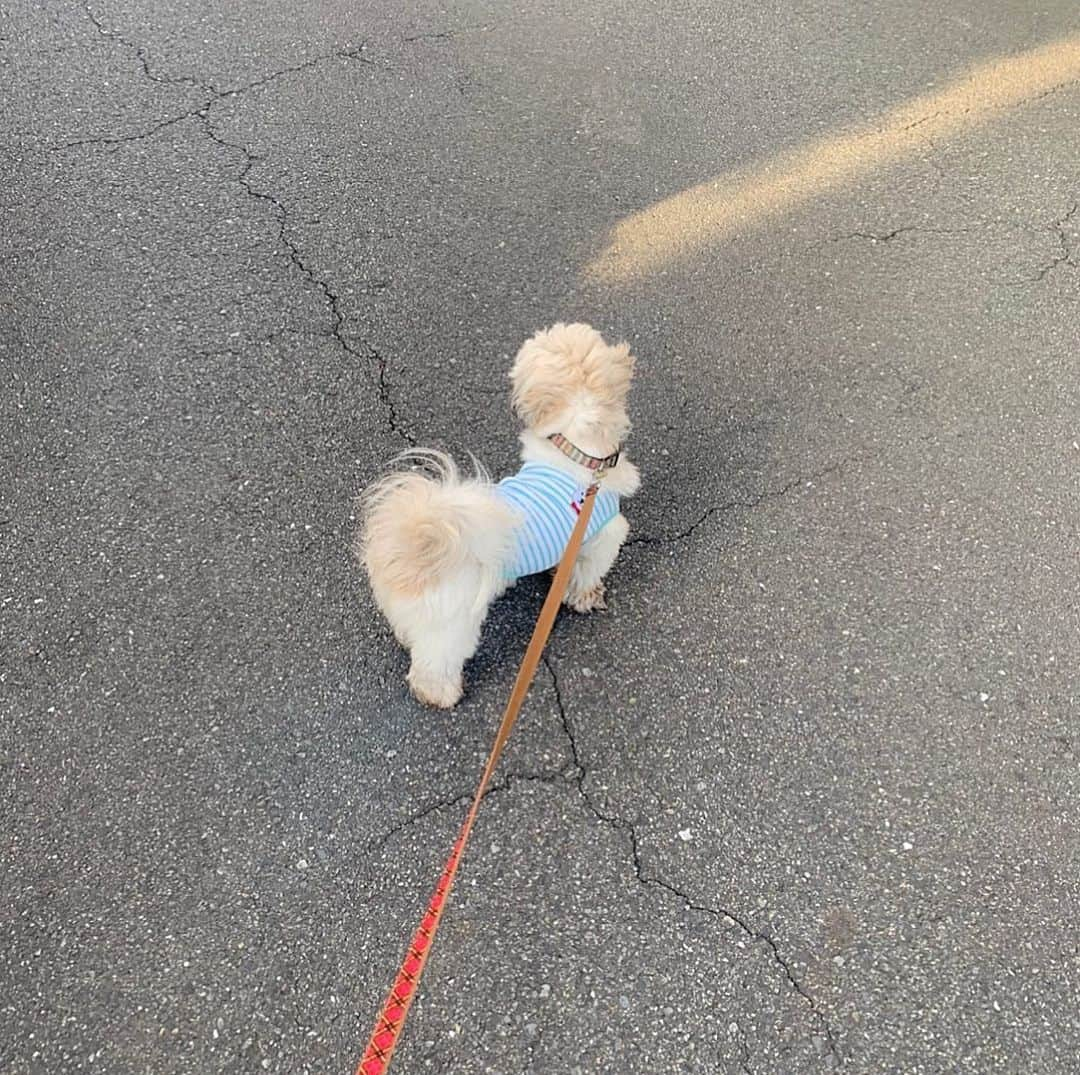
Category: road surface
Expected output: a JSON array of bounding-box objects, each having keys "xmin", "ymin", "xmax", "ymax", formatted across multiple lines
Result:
[{"xmin": 3, "ymin": 2, "xmax": 1079, "ymax": 1072}]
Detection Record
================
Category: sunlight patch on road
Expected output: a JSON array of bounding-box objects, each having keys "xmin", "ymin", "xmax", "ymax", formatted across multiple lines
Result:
[{"xmin": 585, "ymin": 34, "xmax": 1080, "ymax": 282}]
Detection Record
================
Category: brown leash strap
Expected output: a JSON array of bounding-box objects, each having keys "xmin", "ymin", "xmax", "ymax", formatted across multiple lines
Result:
[{"xmin": 357, "ymin": 483, "xmax": 601, "ymax": 1075}]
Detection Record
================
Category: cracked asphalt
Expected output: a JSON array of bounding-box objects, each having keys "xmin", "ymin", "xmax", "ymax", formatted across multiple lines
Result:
[{"xmin": 2, "ymin": 2, "xmax": 1078, "ymax": 1073}]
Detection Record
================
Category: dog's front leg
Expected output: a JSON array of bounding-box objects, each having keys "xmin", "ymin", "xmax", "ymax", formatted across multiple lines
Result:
[{"xmin": 564, "ymin": 513, "xmax": 629, "ymax": 613}]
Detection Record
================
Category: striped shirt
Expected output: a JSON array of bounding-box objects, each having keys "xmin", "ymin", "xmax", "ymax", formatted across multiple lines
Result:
[{"xmin": 494, "ymin": 462, "xmax": 621, "ymax": 579}]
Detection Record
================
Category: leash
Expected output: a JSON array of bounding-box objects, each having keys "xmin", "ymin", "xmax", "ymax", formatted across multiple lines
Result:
[{"xmin": 356, "ymin": 481, "xmax": 601, "ymax": 1075}]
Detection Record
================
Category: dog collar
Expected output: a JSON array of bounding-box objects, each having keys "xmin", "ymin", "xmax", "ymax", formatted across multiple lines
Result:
[{"xmin": 548, "ymin": 432, "xmax": 620, "ymax": 472}]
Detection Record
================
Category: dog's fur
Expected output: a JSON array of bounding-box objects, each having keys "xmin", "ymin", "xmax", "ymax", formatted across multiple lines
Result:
[{"xmin": 357, "ymin": 322, "xmax": 639, "ymax": 708}]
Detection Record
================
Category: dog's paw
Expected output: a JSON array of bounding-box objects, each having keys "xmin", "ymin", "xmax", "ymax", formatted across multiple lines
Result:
[
  {"xmin": 408, "ymin": 674, "xmax": 463, "ymax": 709},
  {"xmin": 565, "ymin": 582, "xmax": 607, "ymax": 614}
]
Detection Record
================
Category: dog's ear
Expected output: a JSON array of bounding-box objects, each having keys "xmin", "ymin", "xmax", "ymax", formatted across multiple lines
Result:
[
  {"xmin": 512, "ymin": 377, "xmax": 566, "ymax": 428},
  {"xmin": 510, "ymin": 335, "xmax": 568, "ymax": 428}
]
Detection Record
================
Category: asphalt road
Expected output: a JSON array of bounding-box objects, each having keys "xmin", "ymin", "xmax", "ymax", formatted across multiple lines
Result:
[{"xmin": 3, "ymin": 2, "xmax": 1079, "ymax": 1073}]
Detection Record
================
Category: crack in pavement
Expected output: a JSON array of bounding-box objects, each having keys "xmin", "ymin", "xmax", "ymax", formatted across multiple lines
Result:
[
  {"xmin": 1030, "ymin": 201, "xmax": 1079, "ymax": 282},
  {"xmin": 53, "ymin": 9, "xmax": 373, "ymax": 152},
  {"xmin": 363, "ymin": 762, "xmax": 579, "ymax": 858},
  {"xmin": 403, "ymin": 24, "xmax": 496, "ymax": 43},
  {"xmin": 60, "ymin": 4, "xmax": 413, "ymax": 445},
  {"xmin": 889, "ymin": 73, "xmax": 1080, "ymax": 136},
  {"xmin": 200, "ymin": 112, "xmax": 413, "ymax": 445},
  {"xmin": 50, "ymin": 105, "xmax": 212, "ymax": 152},
  {"xmin": 364, "ymin": 788, "xmax": 473, "ymax": 855},
  {"xmin": 821, "ymin": 206, "xmax": 1078, "ymax": 286},
  {"xmin": 542, "ymin": 655, "xmax": 842, "ymax": 1063},
  {"xmin": 837, "ymin": 227, "xmax": 921, "ymax": 244},
  {"xmin": 821, "ymin": 224, "xmax": 979, "ymax": 246},
  {"xmin": 82, "ymin": 0, "xmax": 212, "ymax": 92},
  {"xmin": 627, "ymin": 463, "xmax": 844, "ymax": 548},
  {"xmin": 352, "ymin": 655, "xmax": 840, "ymax": 1060}
]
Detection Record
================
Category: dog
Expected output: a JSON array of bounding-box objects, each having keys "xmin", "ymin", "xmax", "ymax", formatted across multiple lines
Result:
[{"xmin": 357, "ymin": 322, "xmax": 640, "ymax": 708}]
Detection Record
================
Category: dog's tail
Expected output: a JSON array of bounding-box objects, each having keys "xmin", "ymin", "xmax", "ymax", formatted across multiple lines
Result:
[{"xmin": 357, "ymin": 450, "xmax": 519, "ymax": 596}]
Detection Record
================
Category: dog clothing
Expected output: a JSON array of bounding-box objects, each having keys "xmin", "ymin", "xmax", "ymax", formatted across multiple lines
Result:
[{"xmin": 495, "ymin": 462, "xmax": 620, "ymax": 579}]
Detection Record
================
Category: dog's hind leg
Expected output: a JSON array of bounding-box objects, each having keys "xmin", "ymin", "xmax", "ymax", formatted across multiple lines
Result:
[
  {"xmin": 405, "ymin": 586, "xmax": 492, "ymax": 709},
  {"xmin": 565, "ymin": 512, "xmax": 629, "ymax": 613},
  {"xmin": 407, "ymin": 625, "xmax": 480, "ymax": 709}
]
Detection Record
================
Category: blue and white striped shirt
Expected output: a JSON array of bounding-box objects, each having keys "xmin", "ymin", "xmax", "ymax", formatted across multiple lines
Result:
[{"xmin": 495, "ymin": 463, "xmax": 621, "ymax": 579}]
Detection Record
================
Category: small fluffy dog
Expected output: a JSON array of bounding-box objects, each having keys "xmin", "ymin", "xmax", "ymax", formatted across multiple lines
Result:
[{"xmin": 358, "ymin": 323, "xmax": 640, "ymax": 708}]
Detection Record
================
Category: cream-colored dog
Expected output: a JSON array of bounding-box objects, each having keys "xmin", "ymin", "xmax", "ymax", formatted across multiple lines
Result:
[{"xmin": 358, "ymin": 323, "xmax": 639, "ymax": 708}]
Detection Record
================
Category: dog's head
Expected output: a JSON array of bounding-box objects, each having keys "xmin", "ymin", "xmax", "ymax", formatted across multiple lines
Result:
[{"xmin": 509, "ymin": 323, "xmax": 635, "ymax": 457}]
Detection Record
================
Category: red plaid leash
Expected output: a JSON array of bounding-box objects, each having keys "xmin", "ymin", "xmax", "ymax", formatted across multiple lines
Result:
[{"xmin": 356, "ymin": 483, "xmax": 601, "ymax": 1075}]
